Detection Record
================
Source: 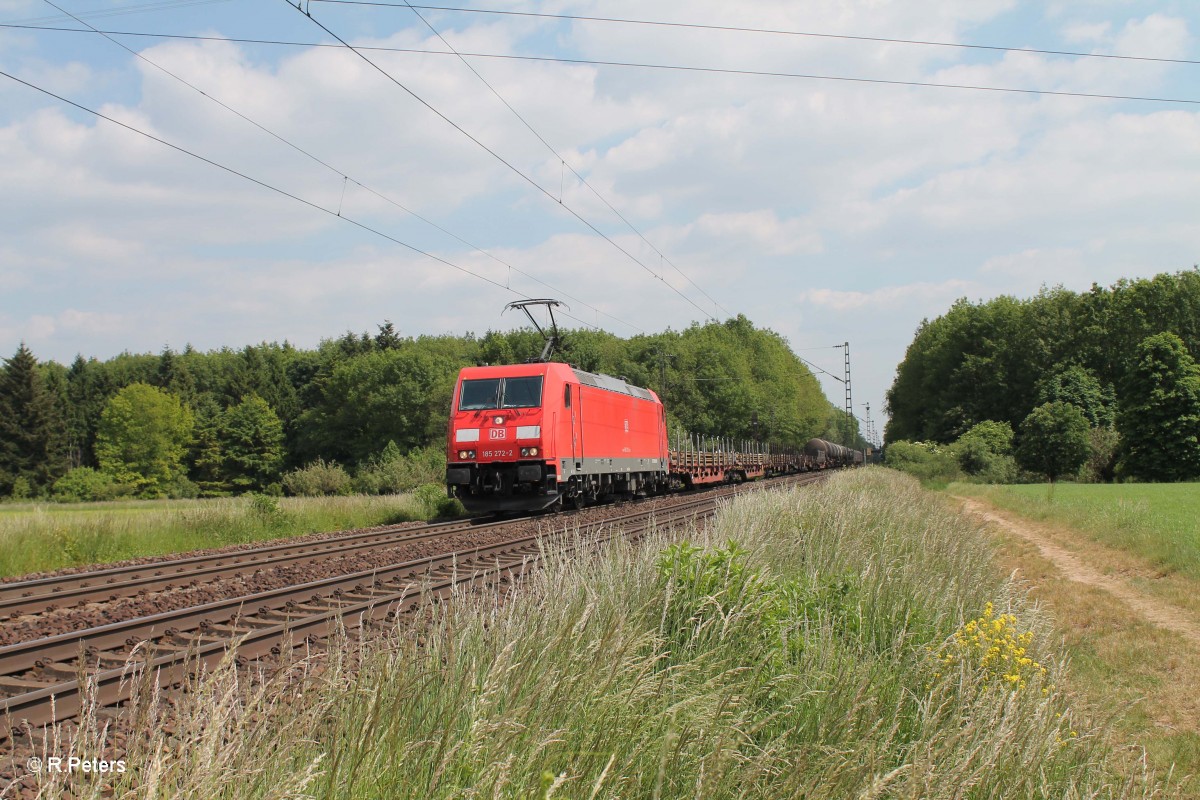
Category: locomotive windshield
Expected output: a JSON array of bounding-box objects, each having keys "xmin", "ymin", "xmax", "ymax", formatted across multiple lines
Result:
[
  {"xmin": 458, "ymin": 376, "xmax": 543, "ymax": 410},
  {"xmin": 501, "ymin": 376, "xmax": 542, "ymax": 408},
  {"xmin": 459, "ymin": 379, "xmax": 501, "ymax": 410}
]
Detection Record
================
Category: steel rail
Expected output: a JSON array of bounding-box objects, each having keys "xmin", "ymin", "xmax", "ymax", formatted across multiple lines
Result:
[
  {"xmin": 0, "ymin": 471, "xmax": 829, "ymax": 739},
  {"xmin": 0, "ymin": 516, "xmax": 484, "ymax": 611},
  {"xmin": 0, "ymin": 492, "xmax": 732, "ymax": 735},
  {"xmin": 0, "ymin": 471, "xmax": 810, "ymax": 616}
]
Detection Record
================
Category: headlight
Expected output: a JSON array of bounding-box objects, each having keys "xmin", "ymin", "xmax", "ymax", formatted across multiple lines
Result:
[
  {"xmin": 529, "ymin": 447, "xmax": 538, "ymax": 456},
  {"xmin": 520, "ymin": 447, "xmax": 540, "ymax": 457},
  {"xmin": 520, "ymin": 447, "xmax": 528, "ymax": 457},
  {"xmin": 458, "ymin": 450, "xmax": 468, "ymax": 459},
  {"xmin": 458, "ymin": 450, "xmax": 476, "ymax": 460}
]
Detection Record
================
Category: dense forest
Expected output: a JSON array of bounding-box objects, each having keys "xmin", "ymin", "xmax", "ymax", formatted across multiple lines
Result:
[
  {"xmin": 0, "ymin": 316, "xmax": 863, "ymax": 500},
  {"xmin": 884, "ymin": 269, "xmax": 1200, "ymax": 482}
]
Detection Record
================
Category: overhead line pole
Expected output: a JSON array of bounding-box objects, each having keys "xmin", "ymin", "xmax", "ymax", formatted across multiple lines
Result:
[{"xmin": 836, "ymin": 341, "xmax": 851, "ymax": 420}]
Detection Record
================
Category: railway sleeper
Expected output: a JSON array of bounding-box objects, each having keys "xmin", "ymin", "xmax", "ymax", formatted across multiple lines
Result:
[
  {"xmin": 177, "ymin": 633, "xmax": 230, "ymax": 646},
  {"xmin": 336, "ymin": 591, "xmax": 384, "ymax": 603},
  {"xmin": 92, "ymin": 652, "xmax": 132, "ymax": 669},
  {"xmin": 285, "ymin": 602, "xmax": 335, "ymax": 614},
  {"xmin": 0, "ymin": 676, "xmax": 55, "ymax": 693},
  {"xmin": 32, "ymin": 663, "xmax": 80, "ymax": 681}
]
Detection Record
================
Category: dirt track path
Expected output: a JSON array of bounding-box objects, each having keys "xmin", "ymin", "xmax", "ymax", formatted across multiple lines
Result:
[{"xmin": 956, "ymin": 497, "xmax": 1200, "ymax": 648}]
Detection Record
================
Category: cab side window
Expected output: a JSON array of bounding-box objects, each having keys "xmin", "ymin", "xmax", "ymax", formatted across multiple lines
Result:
[{"xmin": 564, "ymin": 384, "xmax": 572, "ymax": 408}]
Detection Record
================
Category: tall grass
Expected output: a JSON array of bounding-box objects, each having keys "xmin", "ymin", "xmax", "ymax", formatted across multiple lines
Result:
[
  {"xmin": 951, "ymin": 482, "xmax": 1200, "ymax": 579},
  {"xmin": 0, "ymin": 490, "xmax": 450, "ymax": 579},
  {"xmin": 38, "ymin": 469, "xmax": 1165, "ymax": 798}
]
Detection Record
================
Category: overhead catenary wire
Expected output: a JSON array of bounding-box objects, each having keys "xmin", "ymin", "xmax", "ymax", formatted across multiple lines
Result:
[
  {"xmin": 798, "ymin": 356, "xmax": 844, "ymax": 383},
  {"xmin": 285, "ymin": 0, "xmax": 729, "ymax": 323},
  {"xmin": 0, "ymin": 66, "xmax": 609, "ymax": 334},
  {"xmin": 311, "ymin": 2, "xmax": 1200, "ymax": 67},
  {"xmin": 10, "ymin": 0, "xmax": 1196, "ymax": 67},
  {"xmin": 7, "ymin": 23, "xmax": 1198, "ymax": 107},
  {"xmin": 5, "ymin": 0, "xmax": 232, "ymax": 26},
  {"xmin": 30, "ymin": 0, "xmax": 642, "ymax": 335},
  {"xmin": 398, "ymin": 0, "xmax": 731, "ymax": 321}
]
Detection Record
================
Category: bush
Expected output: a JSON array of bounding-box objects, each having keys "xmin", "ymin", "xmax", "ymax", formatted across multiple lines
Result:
[
  {"xmin": 282, "ymin": 459, "xmax": 352, "ymax": 496},
  {"xmin": 51, "ymin": 467, "xmax": 129, "ymax": 502},
  {"xmin": 246, "ymin": 493, "xmax": 287, "ymax": 527},
  {"xmin": 884, "ymin": 440, "xmax": 960, "ymax": 483},
  {"xmin": 165, "ymin": 474, "xmax": 200, "ymax": 499},
  {"xmin": 413, "ymin": 482, "xmax": 461, "ymax": 518},
  {"xmin": 354, "ymin": 443, "xmax": 446, "ymax": 495},
  {"xmin": 957, "ymin": 420, "xmax": 1014, "ymax": 457},
  {"xmin": 1082, "ymin": 427, "xmax": 1120, "ymax": 483},
  {"xmin": 9, "ymin": 475, "xmax": 34, "ymax": 501}
]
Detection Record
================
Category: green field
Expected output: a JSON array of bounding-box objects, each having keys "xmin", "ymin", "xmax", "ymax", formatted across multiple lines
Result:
[
  {"xmin": 37, "ymin": 468, "xmax": 1159, "ymax": 799},
  {"xmin": 950, "ymin": 482, "xmax": 1200, "ymax": 579},
  {"xmin": 0, "ymin": 489, "xmax": 450, "ymax": 579}
]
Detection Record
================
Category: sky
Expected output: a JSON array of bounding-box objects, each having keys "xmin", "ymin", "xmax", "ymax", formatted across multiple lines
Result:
[{"xmin": 1, "ymin": 0, "xmax": 1198, "ymax": 444}]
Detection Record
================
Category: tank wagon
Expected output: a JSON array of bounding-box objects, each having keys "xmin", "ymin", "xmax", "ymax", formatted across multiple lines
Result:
[
  {"xmin": 804, "ymin": 437, "xmax": 858, "ymax": 469},
  {"xmin": 446, "ymin": 363, "xmax": 861, "ymax": 513}
]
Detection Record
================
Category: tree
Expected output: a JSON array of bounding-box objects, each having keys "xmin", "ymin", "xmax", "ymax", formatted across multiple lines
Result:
[
  {"xmin": 1035, "ymin": 366, "xmax": 1115, "ymax": 428},
  {"xmin": 375, "ymin": 321, "xmax": 402, "ymax": 351},
  {"xmin": 218, "ymin": 395, "xmax": 285, "ymax": 491},
  {"xmin": 1117, "ymin": 332, "xmax": 1200, "ymax": 482},
  {"xmin": 188, "ymin": 397, "xmax": 227, "ymax": 495},
  {"xmin": 1015, "ymin": 402, "xmax": 1092, "ymax": 482},
  {"xmin": 95, "ymin": 383, "xmax": 194, "ymax": 497},
  {"xmin": 0, "ymin": 343, "xmax": 68, "ymax": 494},
  {"xmin": 885, "ymin": 268, "xmax": 1200, "ymax": 445},
  {"xmin": 155, "ymin": 346, "xmax": 196, "ymax": 402},
  {"xmin": 294, "ymin": 347, "xmax": 462, "ymax": 465}
]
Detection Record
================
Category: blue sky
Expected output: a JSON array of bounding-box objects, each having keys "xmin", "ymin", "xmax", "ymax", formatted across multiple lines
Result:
[{"xmin": 2, "ymin": 0, "xmax": 1198, "ymax": 442}]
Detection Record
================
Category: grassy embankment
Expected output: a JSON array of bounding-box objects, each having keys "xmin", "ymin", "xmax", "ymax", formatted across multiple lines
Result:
[
  {"xmin": 41, "ymin": 469, "xmax": 1163, "ymax": 799},
  {"xmin": 949, "ymin": 481, "xmax": 1200, "ymax": 783},
  {"xmin": 0, "ymin": 488, "xmax": 450, "ymax": 579}
]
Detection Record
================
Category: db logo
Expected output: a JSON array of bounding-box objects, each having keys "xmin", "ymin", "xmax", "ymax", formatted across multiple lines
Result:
[{"xmin": 489, "ymin": 429, "xmax": 507, "ymax": 440}]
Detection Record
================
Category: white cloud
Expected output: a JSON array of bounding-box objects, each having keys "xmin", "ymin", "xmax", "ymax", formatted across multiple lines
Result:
[
  {"xmin": 57, "ymin": 309, "xmax": 125, "ymax": 333},
  {"xmin": 1062, "ymin": 22, "xmax": 1112, "ymax": 44},
  {"xmin": 1114, "ymin": 14, "xmax": 1190, "ymax": 59},
  {"xmin": 796, "ymin": 279, "xmax": 977, "ymax": 312},
  {"xmin": 1, "ymin": 0, "xmax": 1197, "ymax": 424},
  {"xmin": 25, "ymin": 314, "xmax": 56, "ymax": 340}
]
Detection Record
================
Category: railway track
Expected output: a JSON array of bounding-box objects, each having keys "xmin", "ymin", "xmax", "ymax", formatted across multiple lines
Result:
[
  {"xmin": 0, "ymin": 516, "xmax": 487, "ymax": 619},
  {"xmin": 0, "ymin": 472, "xmax": 825, "ymax": 740}
]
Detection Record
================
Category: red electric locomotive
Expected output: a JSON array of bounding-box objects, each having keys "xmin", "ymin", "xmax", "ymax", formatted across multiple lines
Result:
[{"xmin": 445, "ymin": 362, "xmax": 669, "ymax": 512}]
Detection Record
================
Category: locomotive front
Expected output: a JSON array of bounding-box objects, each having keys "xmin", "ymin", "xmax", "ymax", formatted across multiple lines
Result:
[{"xmin": 445, "ymin": 363, "xmax": 561, "ymax": 512}]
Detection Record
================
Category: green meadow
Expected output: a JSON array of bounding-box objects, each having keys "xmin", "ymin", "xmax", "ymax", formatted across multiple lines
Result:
[
  {"xmin": 951, "ymin": 482, "xmax": 1200, "ymax": 579},
  {"xmin": 0, "ymin": 489, "xmax": 450, "ymax": 579}
]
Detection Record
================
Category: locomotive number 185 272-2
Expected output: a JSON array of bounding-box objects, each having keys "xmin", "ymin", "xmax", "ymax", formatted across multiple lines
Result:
[{"xmin": 481, "ymin": 450, "xmax": 513, "ymax": 459}]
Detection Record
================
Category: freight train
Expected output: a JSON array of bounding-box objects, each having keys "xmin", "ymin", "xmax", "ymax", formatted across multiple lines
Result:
[{"xmin": 445, "ymin": 361, "xmax": 861, "ymax": 513}]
